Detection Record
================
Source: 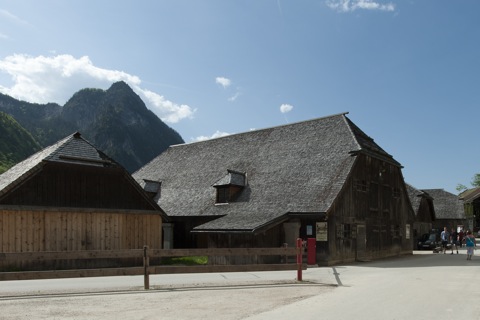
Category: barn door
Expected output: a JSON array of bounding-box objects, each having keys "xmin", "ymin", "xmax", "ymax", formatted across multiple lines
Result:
[{"xmin": 356, "ymin": 224, "xmax": 367, "ymax": 261}]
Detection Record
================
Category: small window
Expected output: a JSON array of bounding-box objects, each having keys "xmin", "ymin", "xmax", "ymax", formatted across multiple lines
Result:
[
  {"xmin": 343, "ymin": 224, "xmax": 351, "ymax": 238},
  {"xmin": 142, "ymin": 180, "xmax": 161, "ymax": 199},
  {"xmin": 355, "ymin": 180, "xmax": 367, "ymax": 192},
  {"xmin": 216, "ymin": 186, "xmax": 229, "ymax": 203},
  {"xmin": 391, "ymin": 225, "xmax": 400, "ymax": 237},
  {"xmin": 213, "ymin": 170, "xmax": 246, "ymax": 204},
  {"xmin": 337, "ymin": 223, "xmax": 354, "ymax": 239},
  {"xmin": 393, "ymin": 188, "xmax": 401, "ymax": 199},
  {"xmin": 369, "ymin": 182, "xmax": 379, "ymax": 211}
]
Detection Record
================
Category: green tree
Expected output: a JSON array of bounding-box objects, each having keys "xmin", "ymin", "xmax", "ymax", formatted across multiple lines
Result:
[
  {"xmin": 457, "ymin": 173, "xmax": 480, "ymax": 193},
  {"xmin": 472, "ymin": 173, "xmax": 480, "ymax": 187}
]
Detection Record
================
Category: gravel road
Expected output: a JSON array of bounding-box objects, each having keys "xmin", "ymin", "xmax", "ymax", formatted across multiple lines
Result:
[{"xmin": 0, "ymin": 280, "xmax": 333, "ymax": 320}]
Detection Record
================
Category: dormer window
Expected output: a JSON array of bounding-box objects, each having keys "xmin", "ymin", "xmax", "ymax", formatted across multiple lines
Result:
[
  {"xmin": 142, "ymin": 179, "xmax": 161, "ymax": 199},
  {"xmin": 216, "ymin": 186, "xmax": 230, "ymax": 203},
  {"xmin": 213, "ymin": 170, "xmax": 246, "ymax": 204}
]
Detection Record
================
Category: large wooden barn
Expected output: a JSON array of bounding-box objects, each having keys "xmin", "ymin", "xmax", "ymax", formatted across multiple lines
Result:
[
  {"xmin": 0, "ymin": 132, "xmax": 166, "ymax": 270},
  {"xmin": 134, "ymin": 112, "xmax": 415, "ymax": 266}
]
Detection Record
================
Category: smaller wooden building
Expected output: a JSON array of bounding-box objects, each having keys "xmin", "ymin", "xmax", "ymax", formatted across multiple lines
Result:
[
  {"xmin": 459, "ymin": 187, "xmax": 480, "ymax": 230},
  {"xmin": 0, "ymin": 132, "xmax": 166, "ymax": 270},
  {"xmin": 406, "ymin": 184, "xmax": 436, "ymax": 241}
]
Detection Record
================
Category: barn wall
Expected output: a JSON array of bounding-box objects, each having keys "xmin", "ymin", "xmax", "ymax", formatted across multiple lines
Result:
[
  {"xmin": 324, "ymin": 154, "xmax": 414, "ymax": 265},
  {"xmin": 203, "ymin": 225, "xmax": 283, "ymax": 264},
  {"xmin": 413, "ymin": 197, "xmax": 435, "ymax": 243},
  {"xmin": 0, "ymin": 206, "xmax": 162, "ymax": 270},
  {"xmin": 0, "ymin": 163, "xmax": 155, "ymax": 210}
]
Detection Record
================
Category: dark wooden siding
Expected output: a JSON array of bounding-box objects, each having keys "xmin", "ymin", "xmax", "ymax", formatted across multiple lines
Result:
[
  {"xmin": 0, "ymin": 162, "xmax": 155, "ymax": 210},
  {"xmin": 199, "ymin": 225, "xmax": 283, "ymax": 264},
  {"xmin": 413, "ymin": 197, "xmax": 435, "ymax": 239},
  {"xmin": 324, "ymin": 154, "xmax": 414, "ymax": 264}
]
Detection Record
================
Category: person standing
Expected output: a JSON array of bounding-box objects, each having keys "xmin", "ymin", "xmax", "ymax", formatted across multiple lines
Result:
[
  {"xmin": 451, "ymin": 228, "xmax": 459, "ymax": 254},
  {"xmin": 464, "ymin": 230, "xmax": 476, "ymax": 260},
  {"xmin": 458, "ymin": 228, "xmax": 464, "ymax": 248},
  {"xmin": 441, "ymin": 227, "xmax": 450, "ymax": 254}
]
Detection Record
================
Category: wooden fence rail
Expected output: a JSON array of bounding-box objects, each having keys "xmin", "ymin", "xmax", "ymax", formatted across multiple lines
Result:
[{"xmin": 0, "ymin": 243, "xmax": 306, "ymax": 289}]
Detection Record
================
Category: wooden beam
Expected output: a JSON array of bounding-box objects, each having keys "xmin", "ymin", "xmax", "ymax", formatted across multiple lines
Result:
[
  {"xmin": 149, "ymin": 247, "xmax": 300, "ymax": 257},
  {"xmin": 151, "ymin": 264, "xmax": 306, "ymax": 274},
  {"xmin": 0, "ymin": 249, "xmax": 143, "ymax": 261},
  {"xmin": 0, "ymin": 247, "xmax": 301, "ymax": 262},
  {"xmin": 0, "ymin": 267, "xmax": 144, "ymax": 281}
]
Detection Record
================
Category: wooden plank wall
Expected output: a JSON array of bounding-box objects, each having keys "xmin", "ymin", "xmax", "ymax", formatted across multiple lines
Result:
[{"xmin": 0, "ymin": 208, "xmax": 162, "ymax": 253}]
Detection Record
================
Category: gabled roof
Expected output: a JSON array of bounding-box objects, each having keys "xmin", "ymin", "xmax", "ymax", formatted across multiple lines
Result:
[
  {"xmin": 421, "ymin": 189, "xmax": 465, "ymax": 220},
  {"xmin": 0, "ymin": 132, "xmax": 123, "ymax": 197},
  {"xmin": 459, "ymin": 187, "xmax": 480, "ymax": 203},
  {"xmin": 406, "ymin": 183, "xmax": 427, "ymax": 214},
  {"xmin": 406, "ymin": 183, "xmax": 435, "ymax": 219},
  {"xmin": 133, "ymin": 112, "xmax": 401, "ymax": 232},
  {"xmin": 0, "ymin": 132, "xmax": 166, "ymax": 217}
]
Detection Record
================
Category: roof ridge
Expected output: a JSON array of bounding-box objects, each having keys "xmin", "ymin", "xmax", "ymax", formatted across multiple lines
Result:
[
  {"xmin": 344, "ymin": 116, "xmax": 400, "ymax": 167},
  {"xmin": 177, "ymin": 112, "xmax": 350, "ymax": 147}
]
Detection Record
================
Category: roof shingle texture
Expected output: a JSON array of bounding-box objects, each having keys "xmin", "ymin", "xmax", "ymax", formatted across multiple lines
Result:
[
  {"xmin": 133, "ymin": 113, "xmax": 398, "ymax": 231},
  {"xmin": 406, "ymin": 183, "xmax": 423, "ymax": 215},
  {"xmin": 0, "ymin": 132, "xmax": 119, "ymax": 197},
  {"xmin": 422, "ymin": 189, "xmax": 465, "ymax": 220}
]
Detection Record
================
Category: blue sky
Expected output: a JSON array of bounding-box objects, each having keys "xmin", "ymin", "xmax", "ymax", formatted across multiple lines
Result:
[{"xmin": 0, "ymin": 0, "xmax": 478, "ymax": 194}]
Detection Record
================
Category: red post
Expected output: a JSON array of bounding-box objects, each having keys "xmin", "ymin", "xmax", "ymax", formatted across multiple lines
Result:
[{"xmin": 296, "ymin": 238, "xmax": 302, "ymax": 281}]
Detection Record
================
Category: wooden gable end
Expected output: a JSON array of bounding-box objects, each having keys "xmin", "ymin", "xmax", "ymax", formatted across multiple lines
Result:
[
  {"xmin": 324, "ymin": 153, "xmax": 414, "ymax": 264},
  {"xmin": 330, "ymin": 153, "xmax": 412, "ymax": 223},
  {"xmin": 0, "ymin": 162, "xmax": 157, "ymax": 211},
  {"xmin": 416, "ymin": 197, "xmax": 435, "ymax": 223}
]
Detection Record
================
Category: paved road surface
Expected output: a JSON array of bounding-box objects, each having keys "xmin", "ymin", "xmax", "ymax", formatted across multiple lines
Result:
[{"xmin": 1, "ymin": 248, "xmax": 479, "ymax": 319}]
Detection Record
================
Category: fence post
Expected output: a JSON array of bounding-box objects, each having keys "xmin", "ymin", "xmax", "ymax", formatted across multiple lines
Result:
[
  {"xmin": 296, "ymin": 238, "xmax": 302, "ymax": 281},
  {"xmin": 143, "ymin": 245, "xmax": 150, "ymax": 290}
]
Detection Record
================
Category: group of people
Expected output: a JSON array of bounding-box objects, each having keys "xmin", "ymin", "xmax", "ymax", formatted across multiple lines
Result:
[{"xmin": 441, "ymin": 227, "xmax": 477, "ymax": 260}]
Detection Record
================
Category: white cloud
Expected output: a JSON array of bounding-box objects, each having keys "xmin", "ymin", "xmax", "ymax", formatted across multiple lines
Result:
[
  {"xmin": 0, "ymin": 54, "xmax": 195, "ymax": 123},
  {"xmin": 0, "ymin": 9, "xmax": 28, "ymax": 25},
  {"xmin": 192, "ymin": 130, "xmax": 231, "ymax": 142},
  {"xmin": 228, "ymin": 91, "xmax": 241, "ymax": 102},
  {"xmin": 326, "ymin": 0, "xmax": 395, "ymax": 12},
  {"xmin": 215, "ymin": 76, "xmax": 231, "ymax": 88},
  {"xmin": 280, "ymin": 103, "xmax": 294, "ymax": 113}
]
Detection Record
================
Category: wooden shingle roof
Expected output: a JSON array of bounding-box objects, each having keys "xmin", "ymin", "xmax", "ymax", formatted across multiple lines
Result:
[
  {"xmin": 0, "ymin": 132, "xmax": 120, "ymax": 198},
  {"xmin": 406, "ymin": 183, "xmax": 435, "ymax": 220},
  {"xmin": 459, "ymin": 187, "xmax": 480, "ymax": 204},
  {"xmin": 422, "ymin": 189, "xmax": 465, "ymax": 220},
  {"xmin": 406, "ymin": 183, "xmax": 425, "ymax": 215},
  {"xmin": 133, "ymin": 112, "xmax": 401, "ymax": 232}
]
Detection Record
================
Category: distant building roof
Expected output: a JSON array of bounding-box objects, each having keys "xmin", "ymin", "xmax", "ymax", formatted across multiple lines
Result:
[
  {"xmin": 422, "ymin": 189, "xmax": 465, "ymax": 220},
  {"xmin": 459, "ymin": 187, "xmax": 480, "ymax": 204},
  {"xmin": 406, "ymin": 183, "xmax": 432, "ymax": 215}
]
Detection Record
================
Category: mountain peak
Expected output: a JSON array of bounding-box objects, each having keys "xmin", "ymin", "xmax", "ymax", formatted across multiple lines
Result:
[
  {"xmin": 0, "ymin": 83, "xmax": 185, "ymax": 173},
  {"xmin": 109, "ymin": 81, "xmax": 133, "ymax": 92}
]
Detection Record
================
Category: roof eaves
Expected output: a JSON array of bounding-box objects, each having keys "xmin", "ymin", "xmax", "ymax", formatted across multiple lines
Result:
[{"xmin": 0, "ymin": 162, "xmax": 45, "ymax": 200}]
